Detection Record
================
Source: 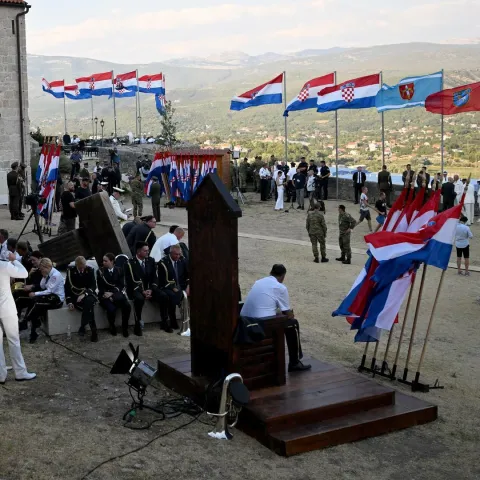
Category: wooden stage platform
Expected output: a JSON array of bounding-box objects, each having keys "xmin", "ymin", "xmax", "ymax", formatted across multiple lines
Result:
[{"xmin": 156, "ymin": 355, "xmax": 437, "ymax": 457}]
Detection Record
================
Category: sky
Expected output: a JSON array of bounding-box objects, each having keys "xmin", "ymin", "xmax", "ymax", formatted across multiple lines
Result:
[{"xmin": 26, "ymin": 0, "xmax": 480, "ymax": 63}]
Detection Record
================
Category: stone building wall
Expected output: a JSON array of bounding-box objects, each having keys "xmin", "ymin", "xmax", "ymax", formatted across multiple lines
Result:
[{"xmin": 0, "ymin": 4, "xmax": 30, "ymax": 176}]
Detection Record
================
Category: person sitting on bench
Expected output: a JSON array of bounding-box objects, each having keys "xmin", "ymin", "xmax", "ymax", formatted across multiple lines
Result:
[
  {"xmin": 65, "ymin": 256, "xmax": 98, "ymax": 342},
  {"xmin": 240, "ymin": 264, "xmax": 311, "ymax": 372},
  {"xmin": 157, "ymin": 244, "xmax": 189, "ymax": 333},
  {"xmin": 97, "ymin": 253, "xmax": 132, "ymax": 338},
  {"xmin": 125, "ymin": 242, "xmax": 168, "ymax": 335}
]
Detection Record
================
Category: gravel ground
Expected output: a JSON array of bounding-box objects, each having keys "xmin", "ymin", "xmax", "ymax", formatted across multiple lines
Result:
[{"xmin": 0, "ymin": 193, "xmax": 479, "ymax": 480}]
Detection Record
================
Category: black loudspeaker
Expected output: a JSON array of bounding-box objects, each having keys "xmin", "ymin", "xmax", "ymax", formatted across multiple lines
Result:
[{"xmin": 110, "ymin": 349, "xmax": 134, "ymax": 375}]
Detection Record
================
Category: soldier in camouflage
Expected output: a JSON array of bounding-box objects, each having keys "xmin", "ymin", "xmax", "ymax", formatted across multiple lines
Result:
[
  {"xmin": 336, "ymin": 205, "xmax": 357, "ymax": 265},
  {"xmin": 239, "ymin": 158, "xmax": 249, "ymax": 192},
  {"xmin": 130, "ymin": 174, "xmax": 145, "ymax": 218},
  {"xmin": 253, "ymin": 156, "xmax": 263, "ymax": 192},
  {"xmin": 230, "ymin": 161, "xmax": 238, "ymax": 189},
  {"xmin": 306, "ymin": 202, "xmax": 329, "ymax": 263}
]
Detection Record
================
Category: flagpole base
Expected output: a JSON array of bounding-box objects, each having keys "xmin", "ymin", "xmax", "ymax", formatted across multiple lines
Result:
[{"xmin": 357, "ymin": 354, "xmax": 367, "ymax": 372}]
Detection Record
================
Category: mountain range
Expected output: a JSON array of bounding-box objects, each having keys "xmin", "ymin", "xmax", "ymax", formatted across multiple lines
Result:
[{"xmin": 28, "ymin": 42, "xmax": 480, "ymax": 140}]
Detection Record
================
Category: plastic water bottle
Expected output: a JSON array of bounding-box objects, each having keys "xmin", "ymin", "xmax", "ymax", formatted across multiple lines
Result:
[{"xmin": 67, "ymin": 324, "xmax": 71, "ymax": 340}]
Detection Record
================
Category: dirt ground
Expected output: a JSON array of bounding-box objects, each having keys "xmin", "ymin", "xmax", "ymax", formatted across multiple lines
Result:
[{"xmin": 1, "ymin": 191, "xmax": 479, "ymax": 480}]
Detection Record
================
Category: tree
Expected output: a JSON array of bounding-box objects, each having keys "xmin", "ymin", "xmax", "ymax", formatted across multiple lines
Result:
[
  {"xmin": 30, "ymin": 127, "xmax": 44, "ymax": 146},
  {"xmin": 158, "ymin": 101, "xmax": 178, "ymax": 147}
]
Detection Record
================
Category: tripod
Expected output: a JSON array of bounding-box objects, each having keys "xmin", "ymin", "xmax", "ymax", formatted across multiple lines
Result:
[
  {"xmin": 17, "ymin": 209, "xmax": 44, "ymax": 244},
  {"xmin": 232, "ymin": 186, "xmax": 247, "ymax": 206}
]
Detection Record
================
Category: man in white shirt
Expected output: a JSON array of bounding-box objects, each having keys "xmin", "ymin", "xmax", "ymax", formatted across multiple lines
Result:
[
  {"xmin": 241, "ymin": 264, "xmax": 311, "ymax": 372},
  {"xmin": 0, "ymin": 252, "xmax": 36, "ymax": 383},
  {"xmin": 259, "ymin": 163, "xmax": 271, "ymax": 201},
  {"xmin": 358, "ymin": 187, "xmax": 373, "ymax": 232},
  {"xmin": 0, "ymin": 229, "xmax": 9, "ymax": 261},
  {"xmin": 453, "ymin": 175, "xmax": 464, "ymax": 205},
  {"xmin": 110, "ymin": 187, "xmax": 129, "ymax": 222},
  {"xmin": 151, "ymin": 225, "xmax": 185, "ymax": 262}
]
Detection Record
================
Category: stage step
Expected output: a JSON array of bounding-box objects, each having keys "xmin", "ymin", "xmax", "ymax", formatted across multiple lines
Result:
[{"xmin": 265, "ymin": 392, "xmax": 437, "ymax": 457}]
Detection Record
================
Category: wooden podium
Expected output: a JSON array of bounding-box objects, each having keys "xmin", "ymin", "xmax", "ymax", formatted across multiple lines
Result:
[{"xmin": 156, "ymin": 174, "xmax": 437, "ymax": 456}]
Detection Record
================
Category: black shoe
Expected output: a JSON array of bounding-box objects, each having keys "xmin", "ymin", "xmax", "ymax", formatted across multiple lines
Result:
[
  {"xmin": 91, "ymin": 331, "xmax": 99, "ymax": 343},
  {"xmin": 134, "ymin": 324, "xmax": 143, "ymax": 337},
  {"xmin": 19, "ymin": 321, "xmax": 28, "ymax": 331},
  {"xmin": 162, "ymin": 325, "xmax": 174, "ymax": 333},
  {"xmin": 29, "ymin": 331, "xmax": 39, "ymax": 344},
  {"xmin": 288, "ymin": 361, "xmax": 312, "ymax": 373},
  {"xmin": 321, "ymin": 257, "xmax": 329, "ymax": 263},
  {"xmin": 301, "ymin": 206, "xmax": 305, "ymax": 210},
  {"xmin": 78, "ymin": 326, "xmax": 86, "ymax": 337},
  {"xmin": 122, "ymin": 328, "xmax": 129, "ymax": 338},
  {"xmin": 342, "ymin": 259, "xmax": 352, "ymax": 265},
  {"xmin": 0, "ymin": 380, "xmax": 5, "ymax": 385},
  {"xmin": 296, "ymin": 206, "xmax": 302, "ymax": 209},
  {"xmin": 336, "ymin": 257, "xmax": 345, "ymax": 262},
  {"xmin": 109, "ymin": 325, "xmax": 117, "ymax": 336},
  {"xmin": 313, "ymin": 257, "xmax": 319, "ymax": 263}
]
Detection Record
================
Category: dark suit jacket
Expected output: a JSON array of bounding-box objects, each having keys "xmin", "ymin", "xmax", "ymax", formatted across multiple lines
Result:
[
  {"xmin": 157, "ymin": 256, "xmax": 189, "ymax": 291},
  {"xmin": 65, "ymin": 266, "xmax": 97, "ymax": 305},
  {"xmin": 96, "ymin": 267, "xmax": 125, "ymax": 297},
  {"xmin": 378, "ymin": 170, "xmax": 392, "ymax": 190},
  {"xmin": 441, "ymin": 182, "xmax": 456, "ymax": 202},
  {"xmin": 352, "ymin": 171, "xmax": 366, "ymax": 186},
  {"xmin": 126, "ymin": 223, "xmax": 156, "ymax": 254},
  {"xmin": 7, "ymin": 171, "xmax": 20, "ymax": 196},
  {"xmin": 402, "ymin": 170, "xmax": 415, "ymax": 186},
  {"xmin": 125, "ymin": 257, "xmax": 158, "ymax": 297}
]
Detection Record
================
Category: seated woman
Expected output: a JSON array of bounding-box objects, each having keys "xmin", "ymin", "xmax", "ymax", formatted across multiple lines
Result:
[
  {"xmin": 22, "ymin": 258, "xmax": 64, "ymax": 343},
  {"xmin": 97, "ymin": 253, "xmax": 132, "ymax": 338}
]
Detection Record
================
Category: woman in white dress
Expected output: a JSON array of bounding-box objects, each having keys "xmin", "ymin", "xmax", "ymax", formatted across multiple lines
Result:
[
  {"xmin": 463, "ymin": 182, "xmax": 475, "ymax": 225},
  {"xmin": 274, "ymin": 171, "xmax": 284, "ymax": 211}
]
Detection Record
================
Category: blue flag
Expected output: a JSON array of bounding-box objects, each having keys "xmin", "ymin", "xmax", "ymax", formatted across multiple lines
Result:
[
  {"xmin": 375, "ymin": 71, "xmax": 443, "ymax": 112},
  {"xmin": 156, "ymin": 93, "xmax": 165, "ymax": 115}
]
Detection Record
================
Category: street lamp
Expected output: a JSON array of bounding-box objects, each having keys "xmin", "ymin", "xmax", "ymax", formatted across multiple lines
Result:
[
  {"xmin": 100, "ymin": 119, "xmax": 105, "ymax": 146},
  {"xmin": 94, "ymin": 117, "xmax": 98, "ymax": 142}
]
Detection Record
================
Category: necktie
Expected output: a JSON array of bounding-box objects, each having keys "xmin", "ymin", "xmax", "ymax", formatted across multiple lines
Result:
[
  {"xmin": 358, "ymin": 173, "xmax": 361, "ymax": 184},
  {"xmin": 141, "ymin": 261, "xmax": 145, "ymax": 272},
  {"xmin": 174, "ymin": 261, "xmax": 179, "ymax": 286}
]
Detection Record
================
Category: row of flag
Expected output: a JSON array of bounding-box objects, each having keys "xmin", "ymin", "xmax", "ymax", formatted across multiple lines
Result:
[
  {"xmin": 36, "ymin": 144, "xmax": 61, "ymax": 218},
  {"xmin": 41, "ymin": 71, "xmax": 166, "ymax": 113},
  {"xmin": 230, "ymin": 71, "xmax": 480, "ymax": 117},
  {"xmin": 144, "ymin": 152, "xmax": 218, "ymax": 202},
  {"xmin": 333, "ymin": 186, "xmax": 463, "ymax": 343}
]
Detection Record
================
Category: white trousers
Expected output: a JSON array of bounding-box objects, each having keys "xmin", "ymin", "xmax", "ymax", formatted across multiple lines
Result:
[
  {"xmin": 464, "ymin": 203, "xmax": 474, "ymax": 225},
  {"xmin": 0, "ymin": 315, "xmax": 28, "ymax": 381}
]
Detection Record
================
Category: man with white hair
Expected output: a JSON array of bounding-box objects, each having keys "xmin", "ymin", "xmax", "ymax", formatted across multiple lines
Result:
[
  {"xmin": 151, "ymin": 225, "xmax": 185, "ymax": 262},
  {"xmin": 110, "ymin": 187, "xmax": 128, "ymax": 222},
  {"xmin": 0, "ymin": 251, "xmax": 36, "ymax": 383},
  {"xmin": 453, "ymin": 175, "xmax": 464, "ymax": 206}
]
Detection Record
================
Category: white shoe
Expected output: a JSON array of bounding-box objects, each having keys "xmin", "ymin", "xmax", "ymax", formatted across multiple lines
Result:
[
  {"xmin": 0, "ymin": 378, "xmax": 6, "ymax": 385},
  {"xmin": 15, "ymin": 372, "xmax": 37, "ymax": 382}
]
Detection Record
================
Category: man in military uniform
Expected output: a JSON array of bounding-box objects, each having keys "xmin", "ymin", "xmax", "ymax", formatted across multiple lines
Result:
[
  {"xmin": 238, "ymin": 158, "xmax": 249, "ymax": 192},
  {"xmin": 336, "ymin": 205, "xmax": 357, "ymax": 265},
  {"xmin": 149, "ymin": 177, "xmax": 161, "ymax": 222},
  {"xmin": 65, "ymin": 256, "xmax": 98, "ymax": 342},
  {"xmin": 318, "ymin": 160, "xmax": 331, "ymax": 200},
  {"xmin": 378, "ymin": 165, "xmax": 393, "ymax": 207},
  {"xmin": 253, "ymin": 156, "xmax": 263, "ymax": 192},
  {"xmin": 306, "ymin": 203, "xmax": 329, "ymax": 263},
  {"xmin": 7, "ymin": 162, "xmax": 21, "ymax": 220},
  {"xmin": 229, "ymin": 161, "xmax": 238, "ymax": 189},
  {"xmin": 130, "ymin": 174, "xmax": 144, "ymax": 218}
]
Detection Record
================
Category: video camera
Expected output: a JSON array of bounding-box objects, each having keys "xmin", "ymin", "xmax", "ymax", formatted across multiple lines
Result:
[{"xmin": 25, "ymin": 193, "xmax": 46, "ymax": 209}]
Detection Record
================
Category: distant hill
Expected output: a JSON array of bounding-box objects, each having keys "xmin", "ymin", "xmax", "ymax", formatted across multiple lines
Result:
[{"xmin": 28, "ymin": 42, "xmax": 480, "ymax": 139}]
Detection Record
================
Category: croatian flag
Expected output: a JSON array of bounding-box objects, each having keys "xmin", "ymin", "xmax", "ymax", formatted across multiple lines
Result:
[
  {"xmin": 36, "ymin": 145, "xmax": 47, "ymax": 183},
  {"xmin": 156, "ymin": 93, "xmax": 166, "ymax": 114},
  {"xmin": 138, "ymin": 73, "xmax": 164, "ymax": 94},
  {"xmin": 42, "ymin": 78, "xmax": 64, "ymax": 99},
  {"xmin": 46, "ymin": 146, "xmax": 61, "ymax": 182},
  {"xmin": 192, "ymin": 157, "xmax": 199, "ymax": 192},
  {"xmin": 393, "ymin": 187, "xmax": 425, "ymax": 233},
  {"xmin": 284, "ymin": 73, "xmax": 335, "ymax": 116},
  {"xmin": 169, "ymin": 158, "xmax": 179, "ymax": 198},
  {"xmin": 230, "ymin": 73, "xmax": 284, "ymax": 111},
  {"xmin": 317, "ymin": 74, "xmax": 380, "ymax": 112},
  {"xmin": 112, "ymin": 71, "xmax": 137, "ymax": 98},
  {"xmin": 65, "ymin": 84, "xmax": 92, "ymax": 100},
  {"xmin": 407, "ymin": 190, "xmax": 441, "ymax": 233},
  {"xmin": 183, "ymin": 160, "xmax": 192, "ymax": 201},
  {"xmin": 76, "ymin": 71, "xmax": 113, "ymax": 97},
  {"xmin": 38, "ymin": 183, "xmax": 55, "ymax": 218}
]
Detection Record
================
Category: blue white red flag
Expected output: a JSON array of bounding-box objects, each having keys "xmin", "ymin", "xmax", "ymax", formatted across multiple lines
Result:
[
  {"xmin": 156, "ymin": 93, "xmax": 166, "ymax": 115},
  {"xmin": 36, "ymin": 145, "xmax": 47, "ymax": 183},
  {"xmin": 230, "ymin": 73, "xmax": 283, "ymax": 111},
  {"xmin": 183, "ymin": 159, "xmax": 192, "ymax": 201},
  {"xmin": 192, "ymin": 157, "xmax": 200, "ymax": 192},
  {"xmin": 65, "ymin": 84, "xmax": 92, "ymax": 100},
  {"xmin": 169, "ymin": 158, "xmax": 180, "ymax": 198},
  {"xmin": 284, "ymin": 73, "xmax": 335, "ymax": 116},
  {"xmin": 112, "ymin": 71, "xmax": 137, "ymax": 98},
  {"xmin": 138, "ymin": 73, "xmax": 165, "ymax": 94},
  {"xmin": 407, "ymin": 190, "xmax": 441, "ymax": 233},
  {"xmin": 42, "ymin": 78, "xmax": 64, "ymax": 99},
  {"xmin": 393, "ymin": 187, "xmax": 425, "ymax": 233},
  {"xmin": 46, "ymin": 146, "xmax": 61, "ymax": 183},
  {"xmin": 317, "ymin": 74, "xmax": 380, "ymax": 112},
  {"xmin": 76, "ymin": 71, "xmax": 113, "ymax": 97}
]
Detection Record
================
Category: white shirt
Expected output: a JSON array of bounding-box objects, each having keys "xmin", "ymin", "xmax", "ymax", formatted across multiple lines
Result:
[
  {"xmin": 454, "ymin": 180, "xmax": 465, "ymax": 197},
  {"xmin": 465, "ymin": 183, "xmax": 475, "ymax": 204},
  {"xmin": 110, "ymin": 195, "xmax": 128, "ymax": 221},
  {"xmin": 151, "ymin": 233, "xmax": 178, "ymax": 262},
  {"xmin": 72, "ymin": 137, "xmax": 80, "ymax": 144},
  {"xmin": 240, "ymin": 276, "xmax": 290, "ymax": 319},
  {"xmin": 0, "ymin": 242, "xmax": 8, "ymax": 261},
  {"xmin": 360, "ymin": 193, "xmax": 369, "ymax": 211},
  {"xmin": 259, "ymin": 168, "xmax": 271, "ymax": 179},
  {"xmin": 0, "ymin": 260, "xmax": 27, "ymax": 316},
  {"xmin": 306, "ymin": 176, "xmax": 316, "ymax": 192},
  {"xmin": 455, "ymin": 224, "xmax": 473, "ymax": 248},
  {"xmin": 35, "ymin": 268, "xmax": 65, "ymax": 302},
  {"xmin": 287, "ymin": 167, "xmax": 296, "ymax": 181}
]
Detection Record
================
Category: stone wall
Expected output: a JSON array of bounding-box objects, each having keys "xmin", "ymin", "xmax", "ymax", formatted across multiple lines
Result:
[
  {"xmin": 326, "ymin": 176, "xmax": 403, "ymax": 203},
  {"xmin": 0, "ymin": 5, "xmax": 30, "ymax": 178},
  {"xmin": 97, "ymin": 145, "xmax": 156, "ymax": 174}
]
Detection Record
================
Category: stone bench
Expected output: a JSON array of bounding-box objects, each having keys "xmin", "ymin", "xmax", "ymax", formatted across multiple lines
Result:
[{"xmin": 43, "ymin": 300, "xmax": 165, "ymax": 336}]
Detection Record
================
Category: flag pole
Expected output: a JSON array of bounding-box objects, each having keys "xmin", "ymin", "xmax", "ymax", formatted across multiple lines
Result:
[
  {"xmin": 91, "ymin": 96, "xmax": 94, "ymax": 140},
  {"xmin": 135, "ymin": 69, "xmax": 139, "ymax": 138},
  {"xmin": 388, "ymin": 270, "xmax": 418, "ymax": 378},
  {"xmin": 63, "ymin": 85, "xmax": 67, "ymax": 134},
  {"xmin": 380, "ymin": 71, "xmax": 385, "ymax": 167},
  {"xmin": 440, "ymin": 69, "xmax": 445, "ymax": 174},
  {"xmin": 112, "ymin": 71, "xmax": 117, "ymax": 139},
  {"xmin": 400, "ymin": 264, "xmax": 428, "ymax": 382},
  {"xmin": 334, "ymin": 71, "xmax": 339, "ymax": 200},
  {"xmin": 138, "ymin": 77, "xmax": 142, "ymax": 138},
  {"xmin": 283, "ymin": 71, "xmax": 288, "ymax": 163}
]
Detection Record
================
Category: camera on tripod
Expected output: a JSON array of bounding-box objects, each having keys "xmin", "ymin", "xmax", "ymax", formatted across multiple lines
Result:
[{"xmin": 25, "ymin": 193, "xmax": 46, "ymax": 209}]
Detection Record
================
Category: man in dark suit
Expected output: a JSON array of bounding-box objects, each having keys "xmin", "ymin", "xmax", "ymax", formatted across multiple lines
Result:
[
  {"xmin": 7, "ymin": 162, "xmax": 21, "ymax": 220},
  {"xmin": 157, "ymin": 244, "xmax": 189, "ymax": 333},
  {"xmin": 377, "ymin": 165, "xmax": 393, "ymax": 207},
  {"xmin": 125, "ymin": 242, "xmax": 168, "ymax": 335},
  {"xmin": 441, "ymin": 177, "xmax": 456, "ymax": 211},
  {"xmin": 352, "ymin": 166, "xmax": 366, "ymax": 204},
  {"xmin": 97, "ymin": 252, "xmax": 131, "ymax": 338},
  {"xmin": 126, "ymin": 216, "xmax": 157, "ymax": 255},
  {"xmin": 402, "ymin": 164, "xmax": 415, "ymax": 188},
  {"xmin": 65, "ymin": 256, "xmax": 98, "ymax": 342}
]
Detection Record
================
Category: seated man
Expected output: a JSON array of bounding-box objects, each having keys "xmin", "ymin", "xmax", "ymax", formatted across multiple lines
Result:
[
  {"xmin": 125, "ymin": 242, "xmax": 168, "ymax": 335},
  {"xmin": 151, "ymin": 225, "xmax": 185, "ymax": 262},
  {"xmin": 97, "ymin": 253, "xmax": 132, "ymax": 338},
  {"xmin": 240, "ymin": 264, "xmax": 311, "ymax": 372},
  {"xmin": 157, "ymin": 244, "xmax": 189, "ymax": 334},
  {"xmin": 65, "ymin": 256, "xmax": 98, "ymax": 342},
  {"xmin": 21, "ymin": 258, "xmax": 64, "ymax": 344}
]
